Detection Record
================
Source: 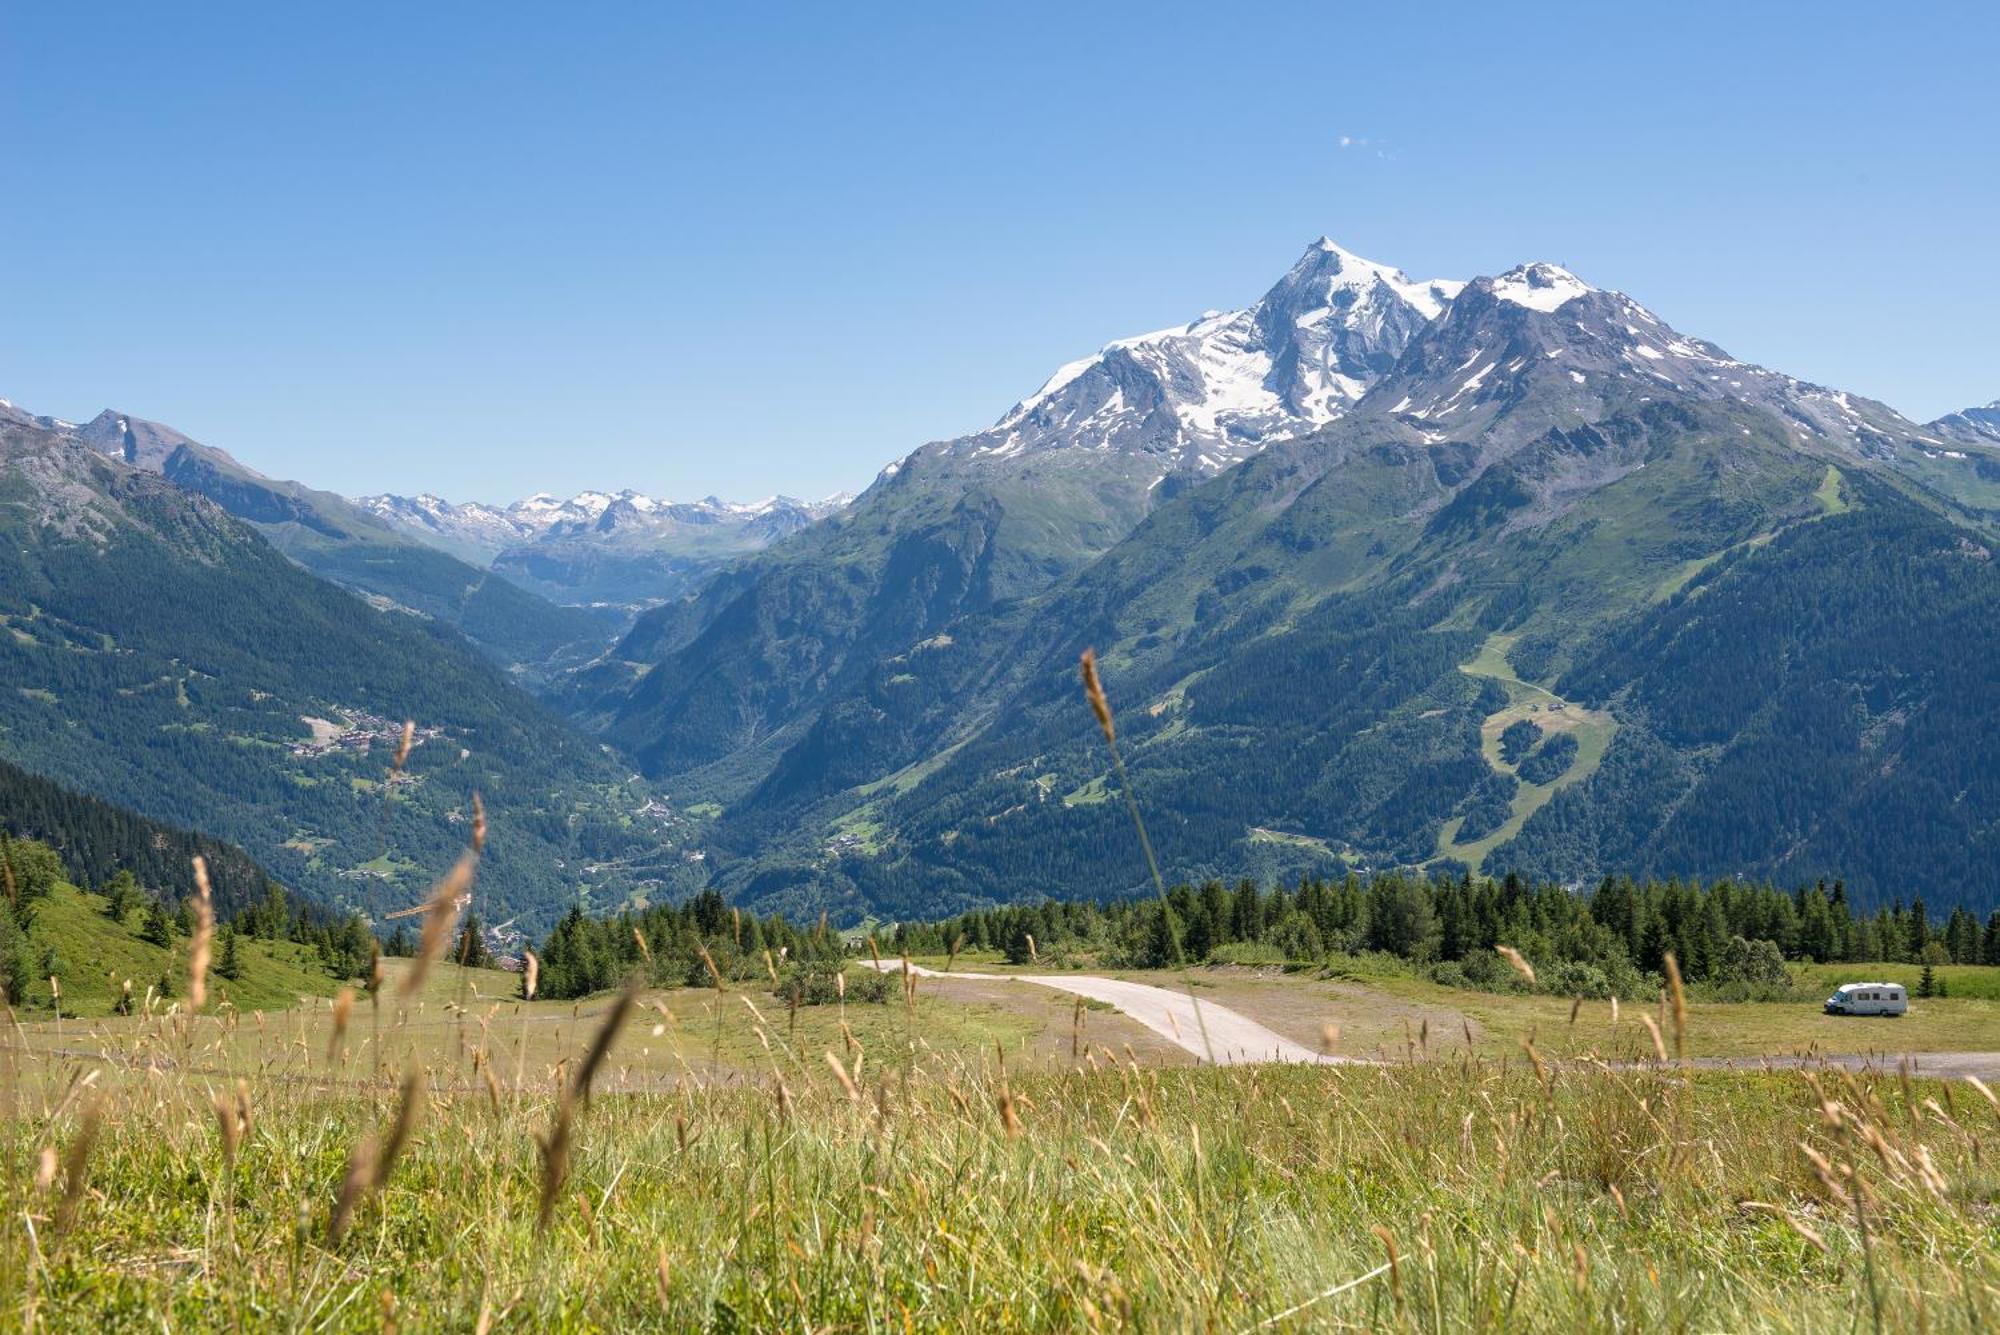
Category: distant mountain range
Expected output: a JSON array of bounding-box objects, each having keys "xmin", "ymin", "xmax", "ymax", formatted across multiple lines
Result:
[
  {"xmin": 357, "ymin": 488, "xmax": 851, "ymax": 607},
  {"xmin": 0, "ymin": 401, "xmax": 614, "ymax": 675},
  {"xmin": 3, "ymin": 235, "xmax": 1997, "ymax": 927}
]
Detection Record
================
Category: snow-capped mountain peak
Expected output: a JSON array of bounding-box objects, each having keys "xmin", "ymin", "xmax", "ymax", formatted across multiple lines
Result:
[
  {"xmin": 1488, "ymin": 262, "xmax": 1594, "ymax": 312},
  {"xmin": 1931, "ymin": 399, "xmax": 2000, "ymax": 446},
  {"xmin": 969, "ymin": 238, "xmax": 1465, "ymax": 475},
  {"xmin": 1362, "ymin": 263, "xmax": 1940, "ymax": 460}
]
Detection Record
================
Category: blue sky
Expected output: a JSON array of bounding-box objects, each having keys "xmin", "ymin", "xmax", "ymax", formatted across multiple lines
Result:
[{"xmin": 4, "ymin": 2, "xmax": 1995, "ymax": 503}]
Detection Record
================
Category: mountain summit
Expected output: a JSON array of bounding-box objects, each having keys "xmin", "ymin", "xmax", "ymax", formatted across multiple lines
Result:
[{"xmin": 961, "ymin": 239, "xmax": 1461, "ymax": 472}]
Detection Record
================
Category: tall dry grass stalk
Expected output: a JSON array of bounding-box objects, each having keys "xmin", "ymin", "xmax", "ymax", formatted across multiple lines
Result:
[
  {"xmin": 1494, "ymin": 945, "xmax": 1535, "ymax": 988},
  {"xmin": 538, "ymin": 976, "xmax": 642, "ymax": 1230},
  {"xmin": 389, "ymin": 720, "xmax": 415, "ymax": 783},
  {"xmin": 52, "ymin": 1094, "xmax": 105, "ymax": 1239},
  {"xmin": 1636, "ymin": 1013, "xmax": 1667, "ymax": 1063},
  {"xmin": 376, "ymin": 1070, "xmax": 426, "ymax": 1186},
  {"xmin": 1662, "ymin": 952, "xmax": 1688, "ymax": 1060},
  {"xmin": 326, "ymin": 1071, "xmax": 426, "ymax": 1245},
  {"xmin": 328, "ymin": 1135, "xmax": 377, "ymax": 1245},
  {"xmin": 212, "ymin": 1090, "xmax": 241, "ymax": 1167},
  {"xmin": 188, "ymin": 856, "xmax": 215, "ymax": 1013},
  {"xmin": 1079, "ymin": 648, "xmax": 1213, "ymax": 1064},
  {"xmin": 402, "ymin": 850, "xmax": 477, "ymax": 998},
  {"xmin": 1370, "ymin": 1225, "xmax": 1404, "ymax": 1317},
  {"xmin": 327, "ymin": 987, "xmax": 355, "ymax": 1065}
]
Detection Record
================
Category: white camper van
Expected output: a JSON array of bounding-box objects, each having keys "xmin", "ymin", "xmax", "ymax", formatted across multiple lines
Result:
[{"xmin": 1823, "ymin": 982, "xmax": 1908, "ymax": 1017}]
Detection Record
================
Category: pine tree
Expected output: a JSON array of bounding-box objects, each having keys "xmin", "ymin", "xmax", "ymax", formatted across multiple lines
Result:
[
  {"xmin": 0, "ymin": 905, "xmax": 32, "ymax": 1007},
  {"xmin": 217, "ymin": 926, "xmax": 244, "ymax": 982},
  {"xmin": 141, "ymin": 899, "xmax": 175, "ymax": 948},
  {"xmin": 102, "ymin": 870, "xmax": 139, "ymax": 922},
  {"xmin": 455, "ymin": 914, "xmax": 493, "ymax": 970},
  {"xmin": 1916, "ymin": 962, "xmax": 1936, "ymax": 999}
]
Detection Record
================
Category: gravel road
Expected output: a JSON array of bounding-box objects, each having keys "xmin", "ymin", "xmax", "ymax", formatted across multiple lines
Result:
[{"xmin": 871, "ymin": 961, "xmax": 1343, "ymax": 1065}]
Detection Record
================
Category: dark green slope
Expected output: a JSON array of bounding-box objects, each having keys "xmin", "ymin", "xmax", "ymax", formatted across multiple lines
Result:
[
  {"xmin": 1498, "ymin": 479, "xmax": 1999, "ymax": 901},
  {"xmin": 697, "ymin": 395, "xmax": 1840, "ymax": 906},
  {"xmin": 155, "ymin": 433, "xmax": 613, "ymax": 674},
  {"xmin": 578, "ymin": 442, "xmax": 1166, "ymax": 788},
  {"xmin": 0, "ymin": 753, "xmax": 281, "ymax": 918},
  {"xmin": 0, "ymin": 420, "xmax": 677, "ymax": 926}
]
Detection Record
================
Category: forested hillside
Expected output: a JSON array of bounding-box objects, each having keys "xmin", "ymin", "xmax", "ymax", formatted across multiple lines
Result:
[
  {"xmin": 0, "ymin": 419, "xmax": 686, "ymax": 925},
  {"xmin": 0, "ymin": 403, "xmax": 614, "ymax": 674},
  {"xmin": 0, "ymin": 754, "xmax": 280, "ymax": 918},
  {"xmin": 1498, "ymin": 488, "xmax": 2000, "ymax": 896}
]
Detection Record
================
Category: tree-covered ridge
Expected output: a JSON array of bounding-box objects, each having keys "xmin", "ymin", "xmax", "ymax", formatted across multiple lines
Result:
[
  {"xmin": 52, "ymin": 407, "xmax": 615, "ymax": 674},
  {"xmin": 893, "ymin": 871, "xmax": 2000, "ymax": 999},
  {"xmin": 1500, "ymin": 484, "xmax": 2000, "ymax": 900},
  {"xmin": 0, "ymin": 420, "xmax": 683, "ymax": 926},
  {"xmin": 0, "ymin": 753, "xmax": 279, "ymax": 918},
  {"xmin": 0, "ymin": 829, "xmax": 375, "ymax": 1013}
]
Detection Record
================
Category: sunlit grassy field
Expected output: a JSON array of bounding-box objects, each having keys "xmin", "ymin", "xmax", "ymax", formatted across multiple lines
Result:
[{"xmin": 4, "ymin": 955, "xmax": 1999, "ymax": 1330}]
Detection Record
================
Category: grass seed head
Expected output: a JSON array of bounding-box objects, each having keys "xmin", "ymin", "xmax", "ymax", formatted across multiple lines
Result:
[
  {"xmin": 328, "ymin": 1134, "xmax": 378, "ymax": 1245},
  {"xmin": 376, "ymin": 1069, "xmax": 427, "ymax": 1186},
  {"xmin": 403, "ymin": 851, "xmax": 477, "ymax": 997},
  {"xmin": 572, "ymin": 976, "xmax": 642, "ymax": 1107},
  {"xmin": 1494, "ymin": 945, "xmax": 1535, "ymax": 988},
  {"xmin": 1663, "ymin": 952, "xmax": 1688, "ymax": 1056},
  {"xmin": 213, "ymin": 1090, "xmax": 241, "ymax": 1164},
  {"xmin": 1079, "ymin": 648, "xmax": 1115, "ymax": 745},
  {"xmin": 1637, "ymin": 1013, "xmax": 1667, "ymax": 1063},
  {"xmin": 53, "ymin": 1095, "xmax": 105, "ymax": 1238},
  {"xmin": 328, "ymin": 987, "xmax": 355, "ymax": 1063},
  {"xmin": 389, "ymin": 720, "xmax": 414, "ymax": 781}
]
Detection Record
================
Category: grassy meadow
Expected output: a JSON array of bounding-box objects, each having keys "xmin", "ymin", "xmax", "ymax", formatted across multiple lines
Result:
[{"xmin": 4, "ymin": 951, "xmax": 1999, "ymax": 1330}]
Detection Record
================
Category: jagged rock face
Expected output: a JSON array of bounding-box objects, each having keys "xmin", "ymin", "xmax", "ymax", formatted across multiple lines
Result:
[
  {"xmin": 1932, "ymin": 401, "xmax": 2000, "ymax": 446},
  {"xmin": 1363, "ymin": 263, "xmax": 1939, "ymax": 461}
]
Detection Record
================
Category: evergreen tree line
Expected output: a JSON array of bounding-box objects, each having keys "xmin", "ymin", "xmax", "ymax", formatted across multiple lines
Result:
[
  {"xmin": 525, "ymin": 888, "xmax": 853, "ymax": 1001},
  {"xmin": 892, "ymin": 871, "xmax": 2000, "ymax": 1000}
]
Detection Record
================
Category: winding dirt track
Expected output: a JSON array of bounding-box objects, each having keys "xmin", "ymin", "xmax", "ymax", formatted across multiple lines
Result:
[{"xmin": 870, "ymin": 962, "xmax": 1344, "ymax": 1065}]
